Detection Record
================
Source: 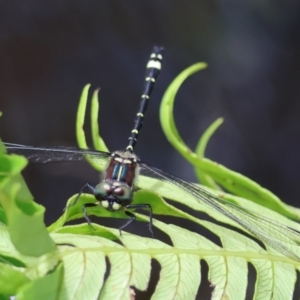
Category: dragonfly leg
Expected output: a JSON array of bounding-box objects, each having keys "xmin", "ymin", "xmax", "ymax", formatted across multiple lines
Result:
[
  {"xmin": 82, "ymin": 202, "xmax": 98, "ymax": 230},
  {"xmin": 119, "ymin": 211, "xmax": 136, "ymax": 236},
  {"xmin": 125, "ymin": 204, "xmax": 153, "ymax": 237},
  {"xmin": 63, "ymin": 183, "xmax": 95, "ymax": 211}
]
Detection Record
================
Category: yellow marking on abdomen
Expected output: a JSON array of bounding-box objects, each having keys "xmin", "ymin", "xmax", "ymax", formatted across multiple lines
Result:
[
  {"xmin": 146, "ymin": 77, "xmax": 155, "ymax": 82},
  {"xmin": 147, "ymin": 60, "xmax": 161, "ymax": 70}
]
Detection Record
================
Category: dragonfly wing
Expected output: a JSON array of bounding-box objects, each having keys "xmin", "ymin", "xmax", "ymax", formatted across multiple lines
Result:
[
  {"xmin": 140, "ymin": 164, "xmax": 300, "ymax": 262},
  {"xmin": 4, "ymin": 143, "xmax": 111, "ymax": 167}
]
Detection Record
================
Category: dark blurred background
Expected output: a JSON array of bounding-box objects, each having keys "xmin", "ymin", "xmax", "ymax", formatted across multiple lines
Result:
[
  {"xmin": 1, "ymin": 1, "xmax": 300, "ymax": 220},
  {"xmin": 1, "ymin": 0, "xmax": 300, "ymax": 298}
]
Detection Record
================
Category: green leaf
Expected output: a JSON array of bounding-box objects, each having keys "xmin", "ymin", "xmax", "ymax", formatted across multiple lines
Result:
[
  {"xmin": 3, "ymin": 209, "xmax": 300, "ymax": 299},
  {"xmin": 2, "ymin": 62, "xmax": 300, "ymax": 299},
  {"xmin": 0, "ymin": 207, "xmax": 7, "ymax": 224},
  {"xmin": 0, "ymin": 226, "xmax": 30, "ymax": 266},
  {"xmin": 0, "ymin": 141, "xmax": 6, "ymax": 155},
  {"xmin": 90, "ymin": 88, "xmax": 109, "ymax": 152},
  {"xmin": 0, "ymin": 262, "xmax": 29, "ymax": 296},
  {"xmin": 159, "ymin": 64, "xmax": 300, "ymax": 222},
  {"xmin": 52, "ymin": 222, "xmax": 300, "ymax": 299},
  {"xmin": 160, "ymin": 62, "xmax": 207, "ymax": 165},
  {"xmin": 76, "ymin": 84, "xmax": 108, "ymax": 172},
  {"xmin": 76, "ymin": 83, "xmax": 91, "ymax": 150},
  {"xmin": 0, "ymin": 142, "xmax": 56, "ymax": 256},
  {"xmin": 51, "ymin": 73, "xmax": 299, "ymax": 298},
  {"xmin": 46, "ymin": 177, "xmax": 300, "ymax": 298},
  {"xmin": 17, "ymin": 263, "xmax": 64, "ymax": 300},
  {"xmin": 194, "ymin": 117, "xmax": 224, "ymax": 189}
]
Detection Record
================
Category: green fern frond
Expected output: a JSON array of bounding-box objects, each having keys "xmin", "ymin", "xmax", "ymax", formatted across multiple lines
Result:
[{"xmin": 1, "ymin": 63, "xmax": 300, "ymax": 299}]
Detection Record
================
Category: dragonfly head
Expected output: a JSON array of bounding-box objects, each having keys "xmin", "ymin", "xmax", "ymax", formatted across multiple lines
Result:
[{"xmin": 94, "ymin": 181, "xmax": 132, "ymax": 211}]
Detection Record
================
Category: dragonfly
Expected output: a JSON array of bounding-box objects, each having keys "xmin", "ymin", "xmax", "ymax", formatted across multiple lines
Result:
[{"xmin": 4, "ymin": 46, "xmax": 300, "ymax": 263}]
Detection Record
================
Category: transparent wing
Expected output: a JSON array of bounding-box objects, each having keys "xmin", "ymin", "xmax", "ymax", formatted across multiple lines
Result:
[
  {"xmin": 5, "ymin": 142, "xmax": 300, "ymax": 261},
  {"xmin": 4, "ymin": 143, "xmax": 111, "ymax": 167},
  {"xmin": 140, "ymin": 164, "xmax": 300, "ymax": 262}
]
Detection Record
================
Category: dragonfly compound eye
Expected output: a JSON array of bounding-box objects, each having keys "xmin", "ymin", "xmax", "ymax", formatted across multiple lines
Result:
[
  {"xmin": 114, "ymin": 186, "xmax": 132, "ymax": 200},
  {"xmin": 94, "ymin": 182, "xmax": 113, "ymax": 200}
]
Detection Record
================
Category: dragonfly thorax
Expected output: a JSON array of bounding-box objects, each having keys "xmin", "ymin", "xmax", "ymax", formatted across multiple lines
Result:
[
  {"xmin": 94, "ymin": 151, "xmax": 139, "ymax": 211},
  {"xmin": 105, "ymin": 151, "xmax": 139, "ymax": 187}
]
